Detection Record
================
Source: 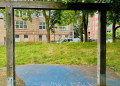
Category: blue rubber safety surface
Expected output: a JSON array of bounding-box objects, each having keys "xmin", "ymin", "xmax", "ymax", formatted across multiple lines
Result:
[{"xmin": 3, "ymin": 64, "xmax": 120, "ymax": 86}]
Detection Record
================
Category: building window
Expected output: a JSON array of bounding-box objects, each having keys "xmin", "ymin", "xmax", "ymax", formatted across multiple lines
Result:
[
  {"xmin": 95, "ymin": 13, "xmax": 98, "ymax": 18},
  {"xmin": 107, "ymin": 25, "xmax": 111, "ymax": 29},
  {"xmin": 92, "ymin": 26, "xmax": 94, "ymax": 30},
  {"xmin": 39, "ymin": 12, "xmax": 43, "ymax": 17},
  {"xmin": 107, "ymin": 30, "xmax": 111, "ymax": 32},
  {"xmin": 24, "ymin": 35, "xmax": 28, "ymax": 42},
  {"xmin": 92, "ymin": 31, "xmax": 94, "ymax": 36},
  {"xmin": 88, "ymin": 32, "xmax": 90, "ymax": 36},
  {"xmin": 88, "ymin": 16, "xmax": 90, "ymax": 19},
  {"xmin": 15, "ymin": 35, "xmax": 20, "ymax": 42},
  {"xmin": 88, "ymin": 27, "xmax": 90, "ymax": 30},
  {"xmin": 4, "ymin": 20, "xmax": 6, "ymax": 29},
  {"xmin": 65, "ymin": 35, "xmax": 68, "ymax": 38},
  {"xmin": 95, "ymin": 27, "xmax": 98, "ymax": 30},
  {"xmin": 59, "ymin": 26, "xmax": 68, "ymax": 30},
  {"xmin": 92, "ymin": 20, "xmax": 94, "ymax": 25},
  {"xmin": 15, "ymin": 21, "xmax": 27, "ymax": 29},
  {"xmin": 39, "ymin": 35, "xmax": 42, "ymax": 41},
  {"xmin": 59, "ymin": 35, "xmax": 62, "ymax": 41},
  {"xmin": 39, "ymin": 22, "xmax": 46, "ymax": 30},
  {"xmin": 95, "ymin": 20, "xmax": 98, "ymax": 24},
  {"xmin": 88, "ymin": 22, "xmax": 90, "ymax": 25}
]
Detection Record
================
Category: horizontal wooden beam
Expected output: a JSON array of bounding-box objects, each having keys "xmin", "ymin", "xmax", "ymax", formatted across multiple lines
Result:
[{"xmin": 0, "ymin": 1, "xmax": 110, "ymax": 10}]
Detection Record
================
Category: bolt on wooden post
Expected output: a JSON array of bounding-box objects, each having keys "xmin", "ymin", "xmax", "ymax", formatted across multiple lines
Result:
[
  {"xmin": 97, "ymin": 9, "xmax": 106, "ymax": 86},
  {"xmin": 6, "ymin": 7, "xmax": 15, "ymax": 86}
]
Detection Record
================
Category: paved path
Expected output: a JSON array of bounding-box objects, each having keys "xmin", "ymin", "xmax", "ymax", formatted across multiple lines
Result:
[{"xmin": 3, "ymin": 64, "xmax": 120, "ymax": 86}]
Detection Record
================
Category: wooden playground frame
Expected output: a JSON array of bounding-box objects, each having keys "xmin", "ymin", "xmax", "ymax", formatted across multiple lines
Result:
[{"xmin": 0, "ymin": 1, "xmax": 110, "ymax": 86}]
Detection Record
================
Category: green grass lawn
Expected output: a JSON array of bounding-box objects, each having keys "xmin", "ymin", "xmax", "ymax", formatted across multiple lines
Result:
[{"xmin": 0, "ymin": 42, "xmax": 120, "ymax": 74}]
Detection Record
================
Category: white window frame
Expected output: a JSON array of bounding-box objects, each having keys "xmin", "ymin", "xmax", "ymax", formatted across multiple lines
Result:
[
  {"xmin": 95, "ymin": 13, "xmax": 98, "ymax": 18},
  {"xmin": 88, "ymin": 22, "xmax": 90, "ymax": 25},
  {"xmin": 39, "ymin": 12, "xmax": 44, "ymax": 17},
  {"xmin": 92, "ymin": 31, "xmax": 94, "ymax": 36},
  {"xmin": 95, "ymin": 20, "xmax": 98, "ymax": 24},
  {"xmin": 59, "ymin": 35, "xmax": 62, "ymax": 41},
  {"xmin": 88, "ymin": 16, "xmax": 90, "ymax": 20},
  {"xmin": 39, "ymin": 22, "xmax": 46, "ymax": 30},
  {"xmin": 39, "ymin": 35, "xmax": 42, "ymax": 42},
  {"xmin": 92, "ymin": 26, "xmax": 94, "ymax": 30},
  {"xmin": 24, "ymin": 35, "xmax": 29, "ymax": 42},
  {"xmin": 92, "ymin": 20, "xmax": 94, "ymax": 25},
  {"xmin": 59, "ymin": 26, "xmax": 68, "ymax": 30},
  {"xmin": 95, "ymin": 27, "xmax": 98, "ymax": 30},
  {"xmin": 15, "ymin": 35, "xmax": 20, "ymax": 42},
  {"xmin": 15, "ymin": 21, "xmax": 27, "ymax": 29}
]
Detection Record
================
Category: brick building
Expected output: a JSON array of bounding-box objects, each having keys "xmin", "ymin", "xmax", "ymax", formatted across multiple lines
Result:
[
  {"xmin": 87, "ymin": 13, "xmax": 112, "ymax": 40},
  {"xmin": 0, "ymin": 13, "xmax": 74, "ymax": 45}
]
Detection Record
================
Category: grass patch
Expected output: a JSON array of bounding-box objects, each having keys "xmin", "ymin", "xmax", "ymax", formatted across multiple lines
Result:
[{"xmin": 0, "ymin": 42, "xmax": 120, "ymax": 74}]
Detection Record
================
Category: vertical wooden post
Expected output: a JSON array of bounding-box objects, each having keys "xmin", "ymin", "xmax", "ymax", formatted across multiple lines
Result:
[
  {"xmin": 6, "ymin": 7, "xmax": 15, "ymax": 86},
  {"xmin": 97, "ymin": 9, "xmax": 106, "ymax": 86}
]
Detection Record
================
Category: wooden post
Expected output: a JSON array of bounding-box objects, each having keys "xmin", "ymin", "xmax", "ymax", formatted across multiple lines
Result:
[
  {"xmin": 6, "ymin": 7, "xmax": 15, "ymax": 86},
  {"xmin": 97, "ymin": 9, "xmax": 106, "ymax": 86}
]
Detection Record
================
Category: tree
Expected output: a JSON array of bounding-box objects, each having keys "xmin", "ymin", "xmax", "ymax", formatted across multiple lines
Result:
[
  {"xmin": 82, "ymin": 10, "xmax": 95, "ymax": 42},
  {"xmin": 43, "ymin": 10, "xmax": 62, "ymax": 43},
  {"xmin": 77, "ymin": 10, "xmax": 84, "ymax": 42},
  {"xmin": 59, "ymin": 0, "xmax": 97, "ymax": 42},
  {"xmin": 58, "ymin": 9, "xmax": 96, "ymax": 42},
  {"xmin": 73, "ymin": 25, "xmax": 80, "ymax": 38},
  {"xmin": 107, "ymin": 0, "xmax": 120, "ymax": 43}
]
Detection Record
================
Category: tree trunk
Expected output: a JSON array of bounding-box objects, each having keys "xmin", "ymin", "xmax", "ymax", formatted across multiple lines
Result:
[
  {"xmin": 47, "ymin": 27, "xmax": 50, "ymax": 43},
  {"xmin": 79, "ymin": 11, "xmax": 84, "ymax": 42},
  {"xmin": 112, "ymin": 21, "xmax": 116, "ymax": 43},
  {"xmin": 45, "ymin": 18, "xmax": 50, "ymax": 43},
  {"xmin": 84, "ymin": 13, "xmax": 88, "ymax": 42},
  {"xmin": 43, "ymin": 10, "xmax": 51, "ymax": 43}
]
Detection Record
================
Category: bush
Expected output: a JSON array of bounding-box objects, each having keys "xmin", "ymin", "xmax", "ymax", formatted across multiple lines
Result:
[{"xmin": 106, "ymin": 32, "xmax": 112, "ymax": 39}]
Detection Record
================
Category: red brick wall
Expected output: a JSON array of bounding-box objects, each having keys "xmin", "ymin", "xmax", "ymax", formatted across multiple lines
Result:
[{"xmin": 87, "ymin": 13, "xmax": 112, "ymax": 40}]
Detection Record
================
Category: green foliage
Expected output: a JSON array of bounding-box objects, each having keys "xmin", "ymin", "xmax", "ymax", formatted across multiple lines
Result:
[
  {"xmin": 50, "ymin": 10, "xmax": 62, "ymax": 33},
  {"xmin": 106, "ymin": 1, "xmax": 120, "ymax": 42},
  {"xmin": 73, "ymin": 24, "xmax": 80, "ymax": 38},
  {"xmin": 57, "ymin": 10, "xmax": 76, "ymax": 26},
  {"xmin": 106, "ymin": 32, "xmax": 112, "ymax": 39},
  {"xmin": 107, "ymin": 0, "xmax": 120, "ymax": 26},
  {"xmin": 116, "ymin": 28, "xmax": 120, "ymax": 38},
  {"xmin": 0, "ymin": 9, "xmax": 5, "ymax": 19},
  {"xmin": 0, "ymin": 9, "xmax": 40, "ymax": 22}
]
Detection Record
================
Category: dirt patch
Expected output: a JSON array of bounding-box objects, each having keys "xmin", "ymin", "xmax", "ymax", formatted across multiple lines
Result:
[{"xmin": 0, "ymin": 70, "xmax": 26, "ymax": 86}]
